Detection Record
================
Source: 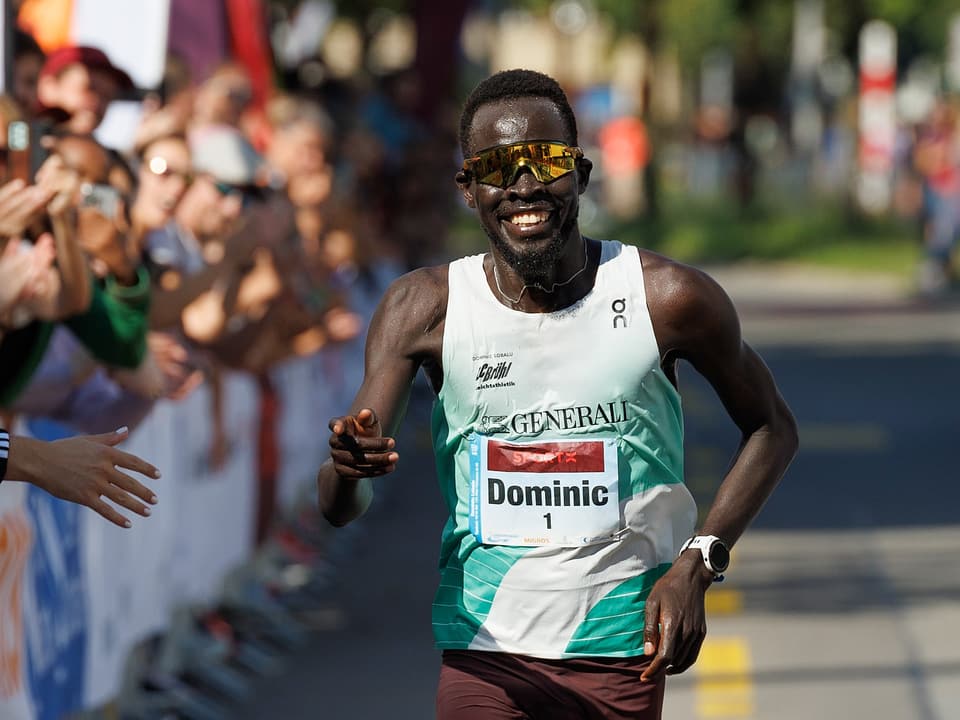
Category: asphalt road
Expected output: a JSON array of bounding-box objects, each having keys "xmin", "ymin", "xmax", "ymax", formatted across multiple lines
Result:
[{"xmin": 236, "ymin": 306, "xmax": 960, "ymax": 720}]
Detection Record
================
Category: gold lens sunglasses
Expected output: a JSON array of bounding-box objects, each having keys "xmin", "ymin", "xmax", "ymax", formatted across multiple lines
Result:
[{"xmin": 462, "ymin": 140, "xmax": 583, "ymax": 188}]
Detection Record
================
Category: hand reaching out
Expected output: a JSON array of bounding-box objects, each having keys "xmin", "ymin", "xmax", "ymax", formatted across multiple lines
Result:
[
  {"xmin": 12, "ymin": 427, "xmax": 161, "ymax": 528},
  {"xmin": 0, "ymin": 239, "xmax": 38, "ymax": 315},
  {"xmin": 0, "ymin": 234, "xmax": 56, "ymax": 318},
  {"xmin": 0, "ymin": 179, "xmax": 55, "ymax": 238},
  {"xmin": 328, "ymin": 408, "xmax": 399, "ymax": 479},
  {"xmin": 34, "ymin": 152, "xmax": 82, "ymax": 219},
  {"xmin": 113, "ymin": 332, "xmax": 204, "ymax": 401}
]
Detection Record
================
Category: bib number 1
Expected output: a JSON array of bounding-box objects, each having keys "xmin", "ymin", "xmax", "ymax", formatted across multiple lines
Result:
[{"xmin": 469, "ymin": 436, "xmax": 622, "ymax": 547}]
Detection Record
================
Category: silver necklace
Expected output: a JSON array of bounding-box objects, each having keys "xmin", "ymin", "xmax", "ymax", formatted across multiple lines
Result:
[{"xmin": 492, "ymin": 242, "xmax": 590, "ymax": 307}]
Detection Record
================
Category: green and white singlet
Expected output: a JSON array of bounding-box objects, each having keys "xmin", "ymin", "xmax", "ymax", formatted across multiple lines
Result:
[{"xmin": 431, "ymin": 240, "xmax": 696, "ymax": 659}]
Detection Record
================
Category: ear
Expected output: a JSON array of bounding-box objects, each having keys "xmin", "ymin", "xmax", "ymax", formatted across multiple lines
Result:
[
  {"xmin": 576, "ymin": 157, "xmax": 593, "ymax": 194},
  {"xmin": 455, "ymin": 169, "xmax": 476, "ymax": 208}
]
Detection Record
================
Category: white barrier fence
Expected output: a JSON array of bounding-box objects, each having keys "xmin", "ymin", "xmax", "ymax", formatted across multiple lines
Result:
[{"xmin": 0, "ymin": 340, "xmax": 359, "ymax": 719}]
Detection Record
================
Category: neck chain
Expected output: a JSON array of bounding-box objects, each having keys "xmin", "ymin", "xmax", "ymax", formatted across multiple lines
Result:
[{"xmin": 492, "ymin": 242, "xmax": 590, "ymax": 307}]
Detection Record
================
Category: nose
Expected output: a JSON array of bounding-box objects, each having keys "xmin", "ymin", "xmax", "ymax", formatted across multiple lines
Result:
[{"xmin": 505, "ymin": 164, "xmax": 543, "ymax": 196}]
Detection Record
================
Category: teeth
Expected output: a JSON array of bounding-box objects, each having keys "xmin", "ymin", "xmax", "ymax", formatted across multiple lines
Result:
[{"xmin": 509, "ymin": 211, "xmax": 549, "ymax": 227}]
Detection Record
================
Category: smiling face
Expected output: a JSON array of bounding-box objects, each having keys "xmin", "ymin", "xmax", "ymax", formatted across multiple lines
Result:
[
  {"xmin": 134, "ymin": 136, "xmax": 192, "ymax": 230},
  {"xmin": 459, "ymin": 96, "xmax": 591, "ymax": 283}
]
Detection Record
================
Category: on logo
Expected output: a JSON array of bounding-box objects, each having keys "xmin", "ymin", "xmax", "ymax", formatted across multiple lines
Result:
[{"xmin": 612, "ymin": 298, "xmax": 627, "ymax": 328}]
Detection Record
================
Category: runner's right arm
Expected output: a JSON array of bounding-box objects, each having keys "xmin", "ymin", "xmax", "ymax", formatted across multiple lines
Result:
[{"xmin": 317, "ymin": 266, "xmax": 447, "ymax": 526}]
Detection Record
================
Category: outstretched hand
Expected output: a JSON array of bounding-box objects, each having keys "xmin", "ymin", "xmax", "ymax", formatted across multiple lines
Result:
[
  {"xmin": 24, "ymin": 428, "xmax": 161, "ymax": 529},
  {"xmin": 0, "ymin": 179, "xmax": 54, "ymax": 239},
  {"xmin": 328, "ymin": 408, "xmax": 398, "ymax": 479},
  {"xmin": 640, "ymin": 559, "xmax": 711, "ymax": 682},
  {"xmin": 0, "ymin": 235, "xmax": 55, "ymax": 316}
]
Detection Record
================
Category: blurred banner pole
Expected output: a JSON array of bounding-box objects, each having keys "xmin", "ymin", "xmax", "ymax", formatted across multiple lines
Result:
[
  {"xmin": 1, "ymin": 0, "xmax": 9, "ymax": 94},
  {"xmin": 225, "ymin": 0, "xmax": 274, "ymax": 110},
  {"xmin": 857, "ymin": 20, "xmax": 897, "ymax": 214}
]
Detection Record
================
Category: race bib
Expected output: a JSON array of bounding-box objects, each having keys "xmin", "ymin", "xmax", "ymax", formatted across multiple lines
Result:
[{"xmin": 469, "ymin": 436, "xmax": 622, "ymax": 547}]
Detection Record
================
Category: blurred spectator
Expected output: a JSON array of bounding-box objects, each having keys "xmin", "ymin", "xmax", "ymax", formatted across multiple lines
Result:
[
  {"xmin": 12, "ymin": 28, "xmax": 45, "ymax": 115},
  {"xmin": 49, "ymin": 134, "xmax": 138, "ymax": 282},
  {"xmin": 36, "ymin": 46, "xmax": 134, "ymax": 135},
  {"xmin": 359, "ymin": 68, "xmax": 425, "ymax": 171},
  {"xmin": 5, "ymin": 133, "xmax": 170, "ymax": 426},
  {"xmin": 174, "ymin": 125, "xmax": 272, "ymax": 350},
  {"xmin": 265, "ymin": 96, "xmax": 333, "ymax": 209},
  {"xmin": 265, "ymin": 95, "xmax": 334, "ymax": 268},
  {"xmin": 132, "ymin": 54, "xmax": 195, "ymax": 157},
  {"xmin": 134, "ymin": 131, "xmax": 258, "ymax": 337},
  {"xmin": 0, "ymin": 132, "xmax": 150, "ymax": 409},
  {"xmin": 0, "ymin": 132, "xmax": 92, "ymax": 328},
  {"xmin": 913, "ymin": 98, "xmax": 960, "ymax": 295},
  {"xmin": 132, "ymin": 134, "xmax": 194, "ymax": 257},
  {"xmin": 192, "ymin": 62, "xmax": 254, "ymax": 132}
]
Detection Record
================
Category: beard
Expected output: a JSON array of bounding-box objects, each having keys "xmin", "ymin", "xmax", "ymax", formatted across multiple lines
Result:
[{"xmin": 484, "ymin": 206, "xmax": 579, "ymax": 286}]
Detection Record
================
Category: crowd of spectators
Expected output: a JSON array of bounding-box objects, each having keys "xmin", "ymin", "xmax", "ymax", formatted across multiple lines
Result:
[
  {"xmin": 0, "ymin": 26, "xmax": 444, "ymax": 528},
  {"xmin": 0, "ymin": 21, "xmax": 464, "ymax": 714}
]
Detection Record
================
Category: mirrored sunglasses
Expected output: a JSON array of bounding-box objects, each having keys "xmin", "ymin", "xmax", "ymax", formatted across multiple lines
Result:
[{"xmin": 463, "ymin": 141, "xmax": 583, "ymax": 188}]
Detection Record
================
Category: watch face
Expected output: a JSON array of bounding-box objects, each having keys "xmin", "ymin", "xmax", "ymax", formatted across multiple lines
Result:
[{"xmin": 709, "ymin": 541, "xmax": 730, "ymax": 572}]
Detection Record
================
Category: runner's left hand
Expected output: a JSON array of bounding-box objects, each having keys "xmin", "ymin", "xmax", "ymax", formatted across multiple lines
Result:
[{"xmin": 639, "ymin": 553, "xmax": 712, "ymax": 681}]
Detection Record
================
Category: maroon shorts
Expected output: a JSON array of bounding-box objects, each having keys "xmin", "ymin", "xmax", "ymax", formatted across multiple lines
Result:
[{"xmin": 436, "ymin": 650, "xmax": 665, "ymax": 720}]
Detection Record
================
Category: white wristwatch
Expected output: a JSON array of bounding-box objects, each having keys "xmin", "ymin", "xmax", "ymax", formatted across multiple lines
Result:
[{"xmin": 678, "ymin": 535, "xmax": 730, "ymax": 582}]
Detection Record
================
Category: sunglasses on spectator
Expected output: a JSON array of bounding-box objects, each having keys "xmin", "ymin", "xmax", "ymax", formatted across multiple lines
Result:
[
  {"xmin": 209, "ymin": 80, "xmax": 253, "ymax": 107},
  {"xmin": 146, "ymin": 156, "xmax": 193, "ymax": 185},
  {"xmin": 462, "ymin": 140, "xmax": 583, "ymax": 189},
  {"xmin": 227, "ymin": 87, "xmax": 253, "ymax": 106},
  {"xmin": 212, "ymin": 179, "xmax": 265, "ymax": 209},
  {"xmin": 213, "ymin": 180, "xmax": 249, "ymax": 197}
]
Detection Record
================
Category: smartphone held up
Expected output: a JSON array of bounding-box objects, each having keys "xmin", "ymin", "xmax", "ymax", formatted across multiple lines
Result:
[
  {"xmin": 7, "ymin": 121, "xmax": 32, "ymax": 183},
  {"xmin": 6, "ymin": 120, "xmax": 55, "ymax": 185}
]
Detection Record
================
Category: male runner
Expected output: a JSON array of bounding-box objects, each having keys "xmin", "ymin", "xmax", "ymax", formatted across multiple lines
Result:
[{"xmin": 317, "ymin": 69, "xmax": 798, "ymax": 719}]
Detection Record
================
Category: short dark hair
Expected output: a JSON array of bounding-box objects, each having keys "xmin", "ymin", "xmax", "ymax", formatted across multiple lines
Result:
[
  {"xmin": 13, "ymin": 29, "xmax": 44, "ymax": 61},
  {"xmin": 459, "ymin": 69, "xmax": 577, "ymax": 157}
]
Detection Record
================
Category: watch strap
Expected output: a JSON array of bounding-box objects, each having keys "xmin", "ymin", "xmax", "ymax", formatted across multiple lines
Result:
[{"xmin": 679, "ymin": 534, "xmax": 726, "ymax": 582}]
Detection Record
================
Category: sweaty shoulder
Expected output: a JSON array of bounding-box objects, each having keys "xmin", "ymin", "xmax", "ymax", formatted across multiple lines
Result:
[
  {"xmin": 372, "ymin": 264, "xmax": 449, "ymax": 362},
  {"xmin": 637, "ymin": 249, "xmax": 742, "ymax": 362}
]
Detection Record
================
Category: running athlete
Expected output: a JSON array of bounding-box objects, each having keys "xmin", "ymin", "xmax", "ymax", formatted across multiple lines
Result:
[{"xmin": 317, "ymin": 69, "xmax": 798, "ymax": 719}]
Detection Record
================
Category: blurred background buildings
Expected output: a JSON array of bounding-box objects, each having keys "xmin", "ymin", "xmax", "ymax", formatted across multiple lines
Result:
[{"xmin": 8, "ymin": 0, "xmax": 960, "ymax": 286}]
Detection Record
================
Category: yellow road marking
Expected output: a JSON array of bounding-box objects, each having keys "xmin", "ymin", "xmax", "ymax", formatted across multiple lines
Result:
[
  {"xmin": 695, "ymin": 637, "xmax": 754, "ymax": 718},
  {"xmin": 704, "ymin": 589, "xmax": 743, "ymax": 616}
]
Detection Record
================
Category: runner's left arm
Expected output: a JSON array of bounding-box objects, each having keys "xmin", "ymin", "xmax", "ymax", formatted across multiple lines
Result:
[{"xmin": 640, "ymin": 256, "xmax": 799, "ymax": 680}]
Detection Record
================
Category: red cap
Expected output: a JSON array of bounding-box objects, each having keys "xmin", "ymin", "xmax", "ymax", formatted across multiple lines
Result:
[{"xmin": 40, "ymin": 46, "xmax": 134, "ymax": 91}]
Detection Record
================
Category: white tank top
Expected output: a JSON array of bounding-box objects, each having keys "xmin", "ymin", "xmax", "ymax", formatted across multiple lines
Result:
[{"xmin": 430, "ymin": 240, "xmax": 696, "ymax": 658}]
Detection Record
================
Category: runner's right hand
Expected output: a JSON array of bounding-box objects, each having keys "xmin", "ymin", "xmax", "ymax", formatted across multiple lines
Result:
[{"xmin": 328, "ymin": 408, "xmax": 398, "ymax": 478}]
